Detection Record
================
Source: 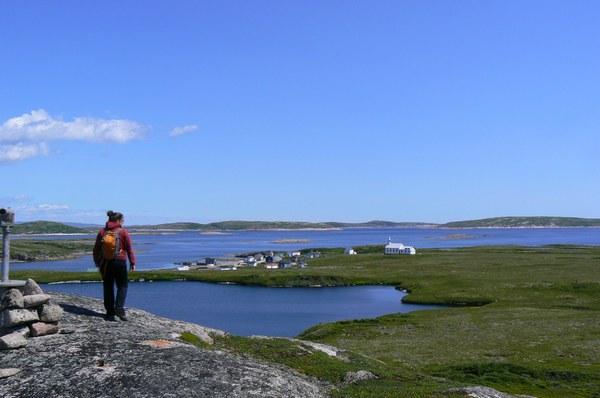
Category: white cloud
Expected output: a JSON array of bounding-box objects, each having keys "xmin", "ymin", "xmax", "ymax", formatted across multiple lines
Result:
[
  {"xmin": 169, "ymin": 124, "xmax": 199, "ymax": 137},
  {"xmin": 0, "ymin": 109, "xmax": 148, "ymax": 164},
  {"xmin": 0, "ymin": 143, "xmax": 49, "ymax": 164},
  {"xmin": 17, "ymin": 203, "xmax": 70, "ymax": 212},
  {"xmin": 37, "ymin": 203, "xmax": 70, "ymax": 211},
  {"xmin": 1, "ymin": 109, "xmax": 146, "ymax": 143},
  {"xmin": 15, "ymin": 202, "xmax": 76, "ymax": 222}
]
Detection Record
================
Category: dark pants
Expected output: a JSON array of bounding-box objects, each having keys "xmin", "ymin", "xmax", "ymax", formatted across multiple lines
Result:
[{"xmin": 101, "ymin": 259, "xmax": 128, "ymax": 316}]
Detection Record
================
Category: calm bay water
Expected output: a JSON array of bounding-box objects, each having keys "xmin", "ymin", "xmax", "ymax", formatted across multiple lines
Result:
[
  {"xmin": 16, "ymin": 227, "xmax": 600, "ymax": 336},
  {"xmin": 44, "ymin": 282, "xmax": 438, "ymax": 337},
  {"xmin": 12, "ymin": 227, "xmax": 600, "ymax": 272}
]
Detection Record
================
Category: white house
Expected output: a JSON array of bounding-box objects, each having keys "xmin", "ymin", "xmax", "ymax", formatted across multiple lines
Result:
[
  {"xmin": 304, "ymin": 251, "xmax": 321, "ymax": 259},
  {"xmin": 384, "ymin": 238, "xmax": 416, "ymax": 255},
  {"xmin": 344, "ymin": 248, "xmax": 357, "ymax": 255}
]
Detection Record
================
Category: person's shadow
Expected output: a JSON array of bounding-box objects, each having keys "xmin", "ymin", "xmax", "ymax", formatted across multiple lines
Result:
[{"xmin": 60, "ymin": 304, "xmax": 104, "ymax": 318}]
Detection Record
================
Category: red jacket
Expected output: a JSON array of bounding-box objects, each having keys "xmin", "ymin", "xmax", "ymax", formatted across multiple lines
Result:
[{"xmin": 93, "ymin": 221, "xmax": 136, "ymax": 266}]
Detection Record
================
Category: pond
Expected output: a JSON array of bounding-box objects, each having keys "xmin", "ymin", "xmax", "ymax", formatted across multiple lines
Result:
[{"xmin": 44, "ymin": 281, "xmax": 443, "ymax": 337}]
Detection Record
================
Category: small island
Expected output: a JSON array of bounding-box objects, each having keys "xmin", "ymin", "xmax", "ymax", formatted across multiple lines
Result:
[
  {"xmin": 272, "ymin": 239, "xmax": 312, "ymax": 244},
  {"xmin": 437, "ymin": 233, "xmax": 476, "ymax": 240}
]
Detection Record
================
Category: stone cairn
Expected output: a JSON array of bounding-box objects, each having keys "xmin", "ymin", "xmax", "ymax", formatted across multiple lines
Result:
[{"xmin": 0, "ymin": 278, "xmax": 64, "ymax": 350}]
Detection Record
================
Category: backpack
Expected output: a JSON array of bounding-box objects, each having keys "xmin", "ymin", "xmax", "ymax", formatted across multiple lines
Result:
[{"xmin": 101, "ymin": 228, "xmax": 122, "ymax": 260}]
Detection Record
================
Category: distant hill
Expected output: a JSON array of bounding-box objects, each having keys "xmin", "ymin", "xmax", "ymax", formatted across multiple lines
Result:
[
  {"xmin": 440, "ymin": 216, "xmax": 600, "ymax": 228},
  {"xmin": 324, "ymin": 220, "xmax": 435, "ymax": 228},
  {"xmin": 132, "ymin": 222, "xmax": 209, "ymax": 230},
  {"xmin": 63, "ymin": 222, "xmax": 102, "ymax": 229},
  {"xmin": 208, "ymin": 221, "xmax": 333, "ymax": 230},
  {"xmin": 12, "ymin": 217, "xmax": 600, "ymax": 234},
  {"xmin": 132, "ymin": 221, "xmax": 335, "ymax": 230},
  {"xmin": 134, "ymin": 220, "xmax": 434, "ymax": 231},
  {"xmin": 13, "ymin": 221, "xmax": 91, "ymax": 235}
]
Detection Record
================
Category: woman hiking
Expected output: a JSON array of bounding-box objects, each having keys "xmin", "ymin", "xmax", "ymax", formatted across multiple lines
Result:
[{"xmin": 93, "ymin": 210, "xmax": 136, "ymax": 321}]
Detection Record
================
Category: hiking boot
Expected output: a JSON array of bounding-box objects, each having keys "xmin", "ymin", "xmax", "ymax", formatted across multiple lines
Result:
[
  {"xmin": 117, "ymin": 314, "xmax": 128, "ymax": 321},
  {"xmin": 104, "ymin": 314, "xmax": 117, "ymax": 322}
]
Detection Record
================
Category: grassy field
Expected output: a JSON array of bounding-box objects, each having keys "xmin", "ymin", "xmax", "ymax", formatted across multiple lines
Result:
[
  {"xmin": 6, "ymin": 238, "xmax": 94, "ymax": 261},
  {"xmin": 10, "ymin": 245, "xmax": 600, "ymax": 397}
]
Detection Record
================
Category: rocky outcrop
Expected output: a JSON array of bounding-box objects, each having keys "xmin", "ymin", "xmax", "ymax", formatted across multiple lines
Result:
[
  {"xmin": 449, "ymin": 386, "xmax": 537, "ymax": 398},
  {"xmin": 0, "ymin": 292, "xmax": 328, "ymax": 398},
  {"xmin": 0, "ymin": 290, "xmax": 533, "ymax": 398},
  {"xmin": 1, "ymin": 279, "xmax": 64, "ymax": 349},
  {"xmin": 343, "ymin": 370, "xmax": 377, "ymax": 384}
]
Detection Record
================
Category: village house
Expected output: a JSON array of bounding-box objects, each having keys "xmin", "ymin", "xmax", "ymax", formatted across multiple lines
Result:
[
  {"xmin": 344, "ymin": 248, "xmax": 357, "ymax": 255},
  {"xmin": 384, "ymin": 238, "xmax": 416, "ymax": 255},
  {"xmin": 265, "ymin": 255, "xmax": 283, "ymax": 263},
  {"xmin": 245, "ymin": 256, "xmax": 258, "ymax": 267}
]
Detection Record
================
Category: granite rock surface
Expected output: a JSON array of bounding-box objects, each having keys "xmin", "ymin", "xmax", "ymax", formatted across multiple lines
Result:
[{"xmin": 0, "ymin": 292, "xmax": 328, "ymax": 398}]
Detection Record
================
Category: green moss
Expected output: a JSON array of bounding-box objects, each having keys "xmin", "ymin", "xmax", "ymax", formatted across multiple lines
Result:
[
  {"xmin": 180, "ymin": 331, "xmax": 212, "ymax": 349},
  {"xmin": 430, "ymin": 363, "xmax": 599, "ymax": 398}
]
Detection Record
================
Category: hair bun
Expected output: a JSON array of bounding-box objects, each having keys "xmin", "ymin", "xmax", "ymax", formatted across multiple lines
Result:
[{"xmin": 107, "ymin": 210, "xmax": 114, "ymax": 217}]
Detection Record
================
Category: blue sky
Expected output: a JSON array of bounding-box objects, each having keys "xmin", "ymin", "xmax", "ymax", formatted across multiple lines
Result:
[{"xmin": 1, "ymin": 1, "xmax": 599, "ymax": 225}]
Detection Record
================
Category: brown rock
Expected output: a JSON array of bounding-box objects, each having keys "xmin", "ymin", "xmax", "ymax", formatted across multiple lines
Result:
[{"xmin": 29, "ymin": 322, "xmax": 59, "ymax": 337}]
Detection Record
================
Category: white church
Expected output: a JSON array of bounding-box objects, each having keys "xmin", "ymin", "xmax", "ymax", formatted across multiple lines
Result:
[{"xmin": 384, "ymin": 238, "xmax": 416, "ymax": 255}]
